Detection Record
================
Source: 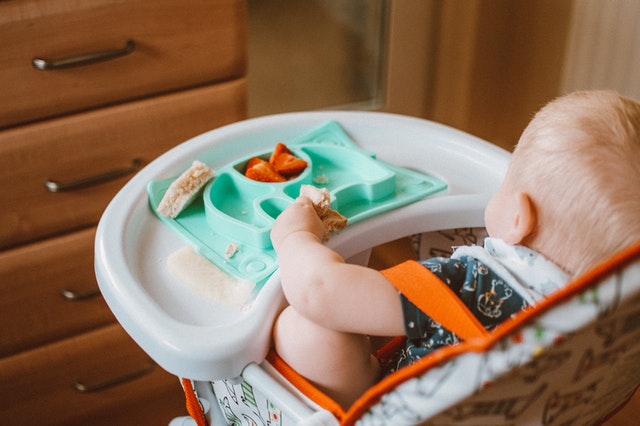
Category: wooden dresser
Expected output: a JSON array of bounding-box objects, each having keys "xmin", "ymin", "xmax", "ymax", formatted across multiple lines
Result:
[{"xmin": 0, "ymin": 1, "xmax": 247, "ymax": 424}]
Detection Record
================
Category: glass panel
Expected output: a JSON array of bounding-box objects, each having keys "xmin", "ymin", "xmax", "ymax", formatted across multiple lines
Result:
[{"xmin": 247, "ymin": 0, "xmax": 389, "ymax": 117}]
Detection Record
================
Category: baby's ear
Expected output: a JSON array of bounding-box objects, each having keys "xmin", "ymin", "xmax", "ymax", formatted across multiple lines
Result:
[{"xmin": 504, "ymin": 192, "xmax": 536, "ymax": 245}]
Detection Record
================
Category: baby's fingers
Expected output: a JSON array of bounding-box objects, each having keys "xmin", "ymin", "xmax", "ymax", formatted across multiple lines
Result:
[{"xmin": 272, "ymin": 199, "xmax": 313, "ymax": 242}]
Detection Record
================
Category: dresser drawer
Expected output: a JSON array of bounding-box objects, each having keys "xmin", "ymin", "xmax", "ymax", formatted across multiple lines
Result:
[
  {"xmin": 0, "ymin": 227, "xmax": 113, "ymax": 358},
  {"xmin": 0, "ymin": 0, "xmax": 246, "ymax": 128},
  {"xmin": 0, "ymin": 324, "xmax": 186, "ymax": 425},
  {"xmin": 0, "ymin": 78, "xmax": 247, "ymax": 249}
]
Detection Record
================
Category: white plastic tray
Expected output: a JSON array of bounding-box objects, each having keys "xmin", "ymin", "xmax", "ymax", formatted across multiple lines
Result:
[{"xmin": 95, "ymin": 111, "xmax": 510, "ymax": 380}]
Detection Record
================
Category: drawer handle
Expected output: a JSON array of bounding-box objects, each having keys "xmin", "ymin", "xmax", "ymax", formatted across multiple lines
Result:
[
  {"xmin": 32, "ymin": 40, "xmax": 136, "ymax": 70},
  {"xmin": 60, "ymin": 288, "xmax": 101, "ymax": 301},
  {"xmin": 73, "ymin": 359, "xmax": 155, "ymax": 393},
  {"xmin": 44, "ymin": 158, "xmax": 141, "ymax": 193}
]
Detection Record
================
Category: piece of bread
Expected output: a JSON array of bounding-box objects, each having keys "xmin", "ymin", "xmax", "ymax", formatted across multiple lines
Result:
[
  {"xmin": 157, "ymin": 160, "xmax": 214, "ymax": 218},
  {"xmin": 167, "ymin": 246, "xmax": 254, "ymax": 309},
  {"xmin": 299, "ymin": 184, "xmax": 347, "ymax": 240}
]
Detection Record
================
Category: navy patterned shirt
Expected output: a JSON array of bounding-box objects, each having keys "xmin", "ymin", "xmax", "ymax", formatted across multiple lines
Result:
[{"xmin": 385, "ymin": 256, "xmax": 528, "ymax": 374}]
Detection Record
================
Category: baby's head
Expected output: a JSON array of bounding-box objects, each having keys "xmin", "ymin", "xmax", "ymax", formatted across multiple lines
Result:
[{"xmin": 488, "ymin": 90, "xmax": 640, "ymax": 276}]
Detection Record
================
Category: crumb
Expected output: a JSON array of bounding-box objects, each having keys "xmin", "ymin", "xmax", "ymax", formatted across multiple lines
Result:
[
  {"xmin": 313, "ymin": 174, "xmax": 329, "ymax": 184},
  {"xmin": 225, "ymin": 242, "xmax": 239, "ymax": 259}
]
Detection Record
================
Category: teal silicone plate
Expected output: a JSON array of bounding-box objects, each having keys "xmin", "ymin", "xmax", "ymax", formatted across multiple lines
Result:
[{"xmin": 147, "ymin": 121, "xmax": 447, "ymax": 289}]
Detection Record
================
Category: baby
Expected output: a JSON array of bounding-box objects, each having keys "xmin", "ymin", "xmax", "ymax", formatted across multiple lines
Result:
[{"xmin": 270, "ymin": 90, "xmax": 640, "ymax": 409}]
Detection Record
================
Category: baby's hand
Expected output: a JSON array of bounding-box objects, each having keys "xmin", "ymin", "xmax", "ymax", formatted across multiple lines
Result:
[{"xmin": 271, "ymin": 197, "xmax": 325, "ymax": 251}]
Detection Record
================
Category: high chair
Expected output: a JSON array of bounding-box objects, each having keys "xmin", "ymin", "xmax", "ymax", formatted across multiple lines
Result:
[{"xmin": 95, "ymin": 112, "xmax": 640, "ymax": 425}]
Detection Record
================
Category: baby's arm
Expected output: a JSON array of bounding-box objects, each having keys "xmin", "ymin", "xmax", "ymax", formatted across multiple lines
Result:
[{"xmin": 272, "ymin": 197, "xmax": 404, "ymax": 336}]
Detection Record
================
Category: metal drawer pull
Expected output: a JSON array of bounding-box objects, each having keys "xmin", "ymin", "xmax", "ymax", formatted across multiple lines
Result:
[
  {"xmin": 73, "ymin": 360, "xmax": 155, "ymax": 393},
  {"xmin": 60, "ymin": 288, "xmax": 101, "ymax": 301},
  {"xmin": 32, "ymin": 40, "xmax": 136, "ymax": 70},
  {"xmin": 44, "ymin": 158, "xmax": 141, "ymax": 193}
]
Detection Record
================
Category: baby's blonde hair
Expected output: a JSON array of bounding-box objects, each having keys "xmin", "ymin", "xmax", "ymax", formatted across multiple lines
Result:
[{"xmin": 507, "ymin": 90, "xmax": 640, "ymax": 275}]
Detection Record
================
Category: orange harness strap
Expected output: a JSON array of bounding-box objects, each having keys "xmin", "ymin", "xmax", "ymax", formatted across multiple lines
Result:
[
  {"xmin": 181, "ymin": 378, "xmax": 208, "ymax": 426},
  {"xmin": 381, "ymin": 260, "xmax": 490, "ymax": 342}
]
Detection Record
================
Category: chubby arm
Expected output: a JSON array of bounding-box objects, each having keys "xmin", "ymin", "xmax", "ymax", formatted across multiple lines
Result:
[{"xmin": 271, "ymin": 197, "xmax": 405, "ymax": 337}]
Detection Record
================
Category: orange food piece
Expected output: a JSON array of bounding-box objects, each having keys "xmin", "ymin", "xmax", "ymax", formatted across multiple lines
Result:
[
  {"xmin": 245, "ymin": 142, "xmax": 308, "ymax": 182},
  {"xmin": 272, "ymin": 152, "xmax": 308, "ymax": 178},
  {"xmin": 246, "ymin": 156, "xmax": 265, "ymax": 169},
  {"xmin": 245, "ymin": 159, "xmax": 286, "ymax": 182},
  {"xmin": 269, "ymin": 142, "xmax": 292, "ymax": 166}
]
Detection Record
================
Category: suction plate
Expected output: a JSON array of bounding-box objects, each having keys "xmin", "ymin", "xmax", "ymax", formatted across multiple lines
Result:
[{"xmin": 147, "ymin": 121, "xmax": 447, "ymax": 288}]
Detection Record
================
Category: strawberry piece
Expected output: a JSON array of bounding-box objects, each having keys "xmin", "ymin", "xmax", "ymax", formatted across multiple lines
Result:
[
  {"xmin": 246, "ymin": 156, "xmax": 266, "ymax": 169},
  {"xmin": 244, "ymin": 142, "xmax": 308, "ymax": 182},
  {"xmin": 245, "ymin": 160, "xmax": 286, "ymax": 182},
  {"xmin": 272, "ymin": 152, "xmax": 308, "ymax": 178},
  {"xmin": 269, "ymin": 142, "xmax": 292, "ymax": 166}
]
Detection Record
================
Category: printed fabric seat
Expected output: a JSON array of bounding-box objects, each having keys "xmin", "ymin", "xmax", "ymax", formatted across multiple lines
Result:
[{"xmin": 183, "ymin": 231, "xmax": 640, "ymax": 426}]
